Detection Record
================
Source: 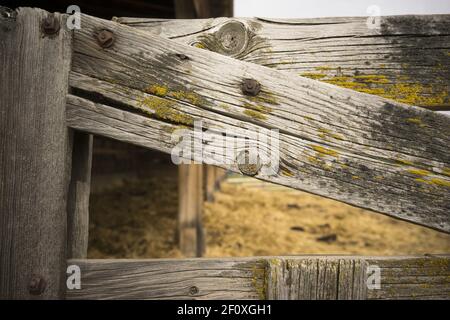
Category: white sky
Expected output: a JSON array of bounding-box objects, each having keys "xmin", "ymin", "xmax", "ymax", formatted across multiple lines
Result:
[{"xmin": 235, "ymin": 0, "xmax": 450, "ymax": 18}]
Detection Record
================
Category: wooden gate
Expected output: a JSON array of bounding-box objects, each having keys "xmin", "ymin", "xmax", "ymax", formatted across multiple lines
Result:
[{"xmin": 0, "ymin": 7, "xmax": 449, "ymax": 299}]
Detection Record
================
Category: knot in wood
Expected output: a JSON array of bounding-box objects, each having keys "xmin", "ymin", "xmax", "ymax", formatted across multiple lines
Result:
[
  {"xmin": 189, "ymin": 286, "xmax": 199, "ymax": 295},
  {"xmin": 96, "ymin": 29, "xmax": 115, "ymax": 48},
  {"xmin": 241, "ymin": 78, "xmax": 261, "ymax": 96},
  {"xmin": 236, "ymin": 150, "xmax": 262, "ymax": 176},
  {"xmin": 41, "ymin": 13, "xmax": 60, "ymax": 35},
  {"xmin": 216, "ymin": 21, "xmax": 248, "ymax": 56},
  {"xmin": 28, "ymin": 275, "xmax": 47, "ymax": 295}
]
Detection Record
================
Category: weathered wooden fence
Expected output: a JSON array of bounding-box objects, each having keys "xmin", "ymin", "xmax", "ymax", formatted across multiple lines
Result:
[{"xmin": 0, "ymin": 7, "xmax": 449, "ymax": 299}]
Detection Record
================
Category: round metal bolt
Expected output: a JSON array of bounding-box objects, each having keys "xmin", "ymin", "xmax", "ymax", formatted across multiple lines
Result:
[
  {"xmin": 189, "ymin": 286, "xmax": 199, "ymax": 296},
  {"xmin": 241, "ymin": 78, "xmax": 261, "ymax": 96},
  {"xmin": 41, "ymin": 14, "xmax": 60, "ymax": 35},
  {"xmin": 28, "ymin": 275, "xmax": 47, "ymax": 295},
  {"xmin": 96, "ymin": 29, "xmax": 115, "ymax": 48},
  {"xmin": 236, "ymin": 150, "xmax": 262, "ymax": 176}
]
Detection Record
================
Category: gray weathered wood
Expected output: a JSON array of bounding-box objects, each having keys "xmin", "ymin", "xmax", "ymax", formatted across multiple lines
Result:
[
  {"xmin": 115, "ymin": 15, "xmax": 450, "ymax": 110},
  {"xmin": 0, "ymin": 8, "xmax": 72, "ymax": 299},
  {"xmin": 68, "ymin": 13, "xmax": 450, "ymax": 232},
  {"xmin": 178, "ymin": 164, "xmax": 205, "ymax": 257},
  {"xmin": 67, "ymin": 255, "xmax": 449, "ymax": 300},
  {"xmin": 67, "ymin": 131, "xmax": 93, "ymax": 258},
  {"xmin": 67, "ymin": 258, "xmax": 265, "ymax": 299},
  {"xmin": 266, "ymin": 258, "xmax": 368, "ymax": 300}
]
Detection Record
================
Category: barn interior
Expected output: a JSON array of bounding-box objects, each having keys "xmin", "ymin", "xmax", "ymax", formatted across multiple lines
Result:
[{"xmin": 3, "ymin": 0, "xmax": 449, "ymax": 259}]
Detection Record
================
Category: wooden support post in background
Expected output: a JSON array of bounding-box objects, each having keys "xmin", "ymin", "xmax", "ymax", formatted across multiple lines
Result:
[
  {"xmin": 214, "ymin": 168, "xmax": 227, "ymax": 191},
  {"xmin": 205, "ymin": 165, "xmax": 216, "ymax": 202},
  {"xmin": 0, "ymin": 8, "xmax": 72, "ymax": 299},
  {"xmin": 178, "ymin": 164, "xmax": 205, "ymax": 257},
  {"xmin": 67, "ymin": 132, "xmax": 93, "ymax": 259}
]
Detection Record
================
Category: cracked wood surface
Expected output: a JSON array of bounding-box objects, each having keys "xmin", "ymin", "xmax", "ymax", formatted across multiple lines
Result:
[
  {"xmin": 115, "ymin": 15, "xmax": 450, "ymax": 110},
  {"xmin": 67, "ymin": 13, "xmax": 450, "ymax": 233},
  {"xmin": 67, "ymin": 255, "xmax": 450, "ymax": 300}
]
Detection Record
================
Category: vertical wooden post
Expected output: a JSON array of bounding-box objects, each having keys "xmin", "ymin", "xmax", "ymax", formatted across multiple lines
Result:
[
  {"xmin": 178, "ymin": 164, "xmax": 204, "ymax": 257},
  {"xmin": 67, "ymin": 132, "xmax": 93, "ymax": 259},
  {"xmin": 0, "ymin": 8, "xmax": 72, "ymax": 299},
  {"xmin": 205, "ymin": 165, "xmax": 216, "ymax": 202},
  {"xmin": 214, "ymin": 167, "xmax": 227, "ymax": 191}
]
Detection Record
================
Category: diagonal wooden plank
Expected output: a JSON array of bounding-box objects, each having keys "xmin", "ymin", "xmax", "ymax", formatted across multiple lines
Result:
[
  {"xmin": 115, "ymin": 15, "xmax": 450, "ymax": 110},
  {"xmin": 68, "ymin": 13, "xmax": 450, "ymax": 232}
]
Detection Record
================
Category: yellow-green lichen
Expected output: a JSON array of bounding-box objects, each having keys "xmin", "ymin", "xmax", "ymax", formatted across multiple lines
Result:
[
  {"xmin": 406, "ymin": 118, "xmax": 426, "ymax": 127},
  {"xmin": 281, "ymin": 168, "xmax": 294, "ymax": 177},
  {"xmin": 252, "ymin": 263, "xmax": 266, "ymax": 300},
  {"xmin": 310, "ymin": 145, "xmax": 339, "ymax": 157},
  {"xmin": 137, "ymin": 96, "xmax": 193, "ymax": 126},
  {"xmin": 243, "ymin": 102, "xmax": 273, "ymax": 114},
  {"xmin": 194, "ymin": 42, "xmax": 206, "ymax": 49},
  {"xmin": 317, "ymin": 128, "xmax": 344, "ymax": 141},
  {"xmin": 315, "ymin": 66, "xmax": 334, "ymax": 71},
  {"xmin": 300, "ymin": 68, "xmax": 449, "ymax": 107},
  {"xmin": 145, "ymin": 84, "xmax": 168, "ymax": 97},
  {"xmin": 415, "ymin": 177, "xmax": 450, "ymax": 188},
  {"xmin": 442, "ymin": 167, "xmax": 450, "ymax": 177},
  {"xmin": 219, "ymin": 103, "xmax": 231, "ymax": 111},
  {"xmin": 145, "ymin": 83, "xmax": 205, "ymax": 107},
  {"xmin": 407, "ymin": 169, "xmax": 430, "ymax": 176},
  {"xmin": 243, "ymin": 109, "xmax": 267, "ymax": 120},
  {"xmin": 168, "ymin": 90, "xmax": 203, "ymax": 106},
  {"xmin": 395, "ymin": 158, "xmax": 414, "ymax": 166},
  {"xmin": 248, "ymin": 93, "xmax": 279, "ymax": 106},
  {"xmin": 300, "ymin": 72, "xmax": 327, "ymax": 80}
]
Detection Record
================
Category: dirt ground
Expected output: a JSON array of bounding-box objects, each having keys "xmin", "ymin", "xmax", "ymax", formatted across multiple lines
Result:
[{"xmin": 88, "ymin": 172, "xmax": 450, "ymax": 259}]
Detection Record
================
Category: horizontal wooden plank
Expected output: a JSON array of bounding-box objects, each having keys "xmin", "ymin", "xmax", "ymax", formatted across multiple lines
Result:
[
  {"xmin": 115, "ymin": 15, "xmax": 450, "ymax": 110},
  {"xmin": 67, "ymin": 255, "xmax": 449, "ymax": 300},
  {"xmin": 67, "ymin": 258, "xmax": 266, "ymax": 299},
  {"xmin": 69, "ymin": 13, "xmax": 450, "ymax": 232}
]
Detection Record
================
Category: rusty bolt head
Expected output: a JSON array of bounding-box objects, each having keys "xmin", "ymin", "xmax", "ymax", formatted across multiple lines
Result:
[
  {"xmin": 28, "ymin": 275, "xmax": 47, "ymax": 295},
  {"xmin": 236, "ymin": 150, "xmax": 262, "ymax": 176},
  {"xmin": 96, "ymin": 29, "xmax": 115, "ymax": 48},
  {"xmin": 241, "ymin": 79, "xmax": 261, "ymax": 96},
  {"xmin": 189, "ymin": 286, "xmax": 199, "ymax": 296},
  {"xmin": 42, "ymin": 14, "xmax": 60, "ymax": 35}
]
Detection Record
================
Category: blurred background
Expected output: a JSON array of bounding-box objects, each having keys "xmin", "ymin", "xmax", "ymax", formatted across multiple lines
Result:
[{"xmin": 1, "ymin": 0, "xmax": 449, "ymax": 258}]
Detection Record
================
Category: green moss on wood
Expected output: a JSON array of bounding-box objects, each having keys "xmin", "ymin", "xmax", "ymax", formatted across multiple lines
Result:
[
  {"xmin": 137, "ymin": 95, "xmax": 194, "ymax": 126},
  {"xmin": 310, "ymin": 144, "xmax": 339, "ymax": 157},
  {"xmin": 301, "ymin": 67, "xmax": 449, "ymax": 107},
  {"xmin": 243, "ymin": 109, "xmax": 267, "ymax": 120}
]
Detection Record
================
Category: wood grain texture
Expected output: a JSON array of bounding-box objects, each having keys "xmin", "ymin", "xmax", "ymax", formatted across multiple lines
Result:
[
  {"xmin": 266, "ymin": 258, "xmax": 368, "ymax": 300},
  {"xmin": 67, "ymin": 258, "xmax": 265, "ymax": 299},
  {"xmin": 0, "ymin": 8, "xmax": 72, "ymax": 299},
  {"xmin": 67, "ymin": 131, "xmax": 93, "ymax": 259},
  {"xmin": 67, "ymin": 255, "xmax": 449, "ymax": 300},
  {"xmin": 178, "ymin": 164, "xmax": 205, "ymax": 257},
  {"xmin": 68, "ymin": 14, "xmax": 450, "ymax": 232},
  {"xmin": 115, "ymin": 15, "xmax": 450, "ymax": 110}
]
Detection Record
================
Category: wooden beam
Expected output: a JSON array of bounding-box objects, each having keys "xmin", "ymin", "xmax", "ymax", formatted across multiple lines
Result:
[
  {"xmin": 67, "ymin": 14, "xmax": 450, "ymax": 233},
  {"xmin": 0, "ymin": 8, "xmax": 73, "ymax": 299},
  {"xmin": 115, "ymin": 15, "xmax": 450, "ymax": 110},
  {"xmin": 178, "ymin": 164, "xmax": 205, "ymax": 257},
  {"xmin": 67, "ymin": 131, "xmax": 93, "ymax": 259},
  {"xmin": 66, "ymin": 255, "xmax": 449, "ymax": 300}
]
